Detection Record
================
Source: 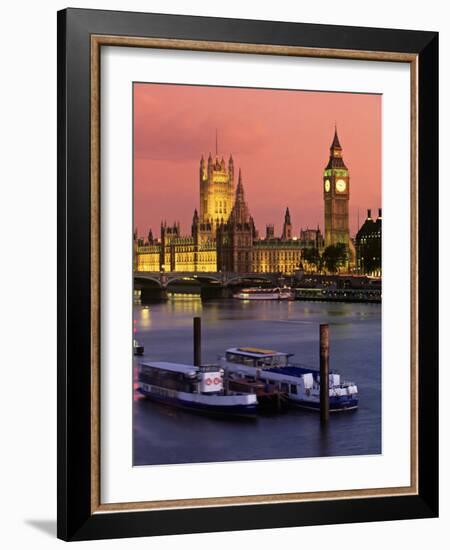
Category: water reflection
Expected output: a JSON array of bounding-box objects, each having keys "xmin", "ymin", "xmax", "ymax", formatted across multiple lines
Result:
[
  {"xmin": 139, "ymin": 306, "xmax": 151, "ymax": 328},
  {"xmin": 133, "ymin": 298, "xmax": 381, "ymax": 466}
]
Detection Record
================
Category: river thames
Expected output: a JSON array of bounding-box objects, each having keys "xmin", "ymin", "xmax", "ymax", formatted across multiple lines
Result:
[{"xmin": 133, "ymin": 295, "xmax": 381, "ymax": 466}]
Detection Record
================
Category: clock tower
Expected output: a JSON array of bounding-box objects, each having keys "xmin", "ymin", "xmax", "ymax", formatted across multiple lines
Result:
[{"xmin": 323, "ymin": 127, "xmax": 350, "ymax": 248}]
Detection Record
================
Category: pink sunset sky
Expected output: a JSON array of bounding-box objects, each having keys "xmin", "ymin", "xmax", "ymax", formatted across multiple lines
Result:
[{"xmin": 134, "ymin": 83, "xmax": 381, "ymax": 238}]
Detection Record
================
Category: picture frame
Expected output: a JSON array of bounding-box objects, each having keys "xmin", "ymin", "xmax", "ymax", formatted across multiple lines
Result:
[{"xmin": 57, "ymin": 7, "xmax": 438, "ymax": 541}]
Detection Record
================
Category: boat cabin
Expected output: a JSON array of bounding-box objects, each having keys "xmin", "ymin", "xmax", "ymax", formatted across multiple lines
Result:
[
  {"xmin": 138, "ymin": 362, "xmax": 224, "ymax": 394},
  {"xmin": 224, "ymin": 347, "xmax": 292, "ymax": 368}
]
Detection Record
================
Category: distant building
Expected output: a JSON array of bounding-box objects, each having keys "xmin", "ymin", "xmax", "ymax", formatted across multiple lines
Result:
[
  {"xmin": 355, "ymin": 209, "xmax": 382, "ymax": 276},
  {"xmin": 135, "ymin": 140, "xmax": 334, "ymax": 275},
  {"xmin": 300, "ymin": 228, "xmax": 324, "ymax": 251}
]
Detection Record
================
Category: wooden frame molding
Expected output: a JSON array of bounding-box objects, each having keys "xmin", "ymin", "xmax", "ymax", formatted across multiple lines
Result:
[{"xmin": 90, "ymin": 34, "xmax": 419, "ymax": 514}]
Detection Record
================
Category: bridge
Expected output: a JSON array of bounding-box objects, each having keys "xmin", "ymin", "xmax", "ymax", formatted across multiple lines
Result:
[{"xmin": 134, "ymin": 271, "xmax": 285, "ymax": 289}]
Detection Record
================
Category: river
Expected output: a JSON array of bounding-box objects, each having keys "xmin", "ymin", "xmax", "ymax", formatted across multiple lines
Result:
[{"xmin": 133, "ymin": 294, "xmax": 381, "ymax": 466}]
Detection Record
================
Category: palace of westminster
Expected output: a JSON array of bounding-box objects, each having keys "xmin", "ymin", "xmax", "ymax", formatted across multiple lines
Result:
[{"xmin": 134, "ymin": 129, "xmax": 382, "ymax": 275}]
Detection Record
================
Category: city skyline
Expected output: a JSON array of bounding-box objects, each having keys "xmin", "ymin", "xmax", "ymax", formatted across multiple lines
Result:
[{"xmin": 134, "ymin": 83, "xmax": 381, "ymax": 238}]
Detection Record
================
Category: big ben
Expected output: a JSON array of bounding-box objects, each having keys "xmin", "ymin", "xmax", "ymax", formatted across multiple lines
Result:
[{"xmin": 323, "ymin": 127, "xmax": 350, "ymax": 248}]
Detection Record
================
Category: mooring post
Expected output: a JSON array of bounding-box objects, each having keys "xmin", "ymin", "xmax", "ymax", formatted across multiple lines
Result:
[
  {"xmin": 193, "ymin": 316, "xmax": 202, "ymax": 366},
  {"xmin": 320, "ymin": 323, "xmax": 330, "ymax": 424}
]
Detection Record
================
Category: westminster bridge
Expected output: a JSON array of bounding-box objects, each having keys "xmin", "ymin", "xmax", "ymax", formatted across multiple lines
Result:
[
  {"xmin": 134, "ymin": 271, "xmax": 287, "ymax": 299},
  {"xmin": 134, "ymin": 271, "xmax": 285, "ymax": 289}
]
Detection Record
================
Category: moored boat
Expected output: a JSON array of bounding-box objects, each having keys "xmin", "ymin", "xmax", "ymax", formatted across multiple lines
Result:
[
  {"xmin": 233, "ymin": 287, "xmax": 295, "ymax": 301},
  {"xmin": 220, "ymin": 347, "xmax": 358, "ymax": 411},
  {"xmin": 133, "ymin": 339, "xmax": 144, "ymax": 356},
  {"xmin": 137, "ymin": 361, "xmax": 258, "ymax": 417}
]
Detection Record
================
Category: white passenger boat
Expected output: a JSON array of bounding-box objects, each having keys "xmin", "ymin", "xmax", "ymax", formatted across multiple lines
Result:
[
  {"xmin": 233, "ymin": 287, "xmax": 295, "ymax": 301},
  {"xmin": 220, "ymin": 347, "xmax": 358, "ymax": 411},
  {"xmin": 137, "ymin": 361, "xmax": 258, "ymax": 417}
]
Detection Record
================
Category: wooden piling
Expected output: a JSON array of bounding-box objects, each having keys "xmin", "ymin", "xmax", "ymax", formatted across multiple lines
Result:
[
  {"xmin": 193, "ymin": 316, "xmax": 201, "ymax": 366},
  {"xmin": 320, "ymin": 323, "xmax": 330, "ymax": 423}
]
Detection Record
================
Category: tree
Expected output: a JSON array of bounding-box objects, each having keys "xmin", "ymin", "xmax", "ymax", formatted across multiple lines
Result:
[
  {"xmin": 301, "ymin": 247, "xmax": 321, "ymax": 272},
  {"xmin": 322, "ymin": 243, "xmax": 348, "ymax": 273}
]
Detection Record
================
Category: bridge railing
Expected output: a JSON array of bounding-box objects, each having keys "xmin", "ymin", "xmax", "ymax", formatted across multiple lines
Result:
[{"xmin": 134, "ymin": 271, "xmax": 283, "ymax": 287}]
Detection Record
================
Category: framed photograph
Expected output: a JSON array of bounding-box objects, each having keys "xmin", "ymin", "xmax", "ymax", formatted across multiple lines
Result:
[{"xmin": 57, "ymin": 8, "xmax": 438, "ymax": 541}]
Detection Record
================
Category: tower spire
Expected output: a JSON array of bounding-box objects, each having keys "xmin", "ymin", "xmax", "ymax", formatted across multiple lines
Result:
[
  {"xmin": 331, "ymin": 125, "xmax": 342, "ymax": 151},
  {"xmin": 285, "ymin": 207, "xmax": 291, "ymax": 224},
  {"xmin": 236, "ymin": 168, "xmax": 244, "ymax": 196},
  {"xmin": 282, "ymin": 206, "xmax": 292, "ymax": 240},
  {"xmin": 326, "ymin": 125, "xmax": 346, "ymax": 168},
  {"xmin": 229, "ymin": 168, "xmax": 250, "ymax": 225}
]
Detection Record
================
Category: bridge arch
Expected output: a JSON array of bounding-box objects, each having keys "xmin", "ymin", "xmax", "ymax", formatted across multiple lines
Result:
[
  {"xmin": 134, "ymin": 275, "xmax": 163, "ymax": 288},
  {"xmin": 224, "ymin": 273, "xmax": 277, "ymax": 287},
  {"xmin": 166, "ymin": 274, "xmax": 223, "ymax": 287}
]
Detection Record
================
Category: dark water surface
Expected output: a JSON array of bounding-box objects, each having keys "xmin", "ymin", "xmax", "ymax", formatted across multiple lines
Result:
[{"xmin": 133, "ymin": 296, "xmax": 381, "ymax": 466}]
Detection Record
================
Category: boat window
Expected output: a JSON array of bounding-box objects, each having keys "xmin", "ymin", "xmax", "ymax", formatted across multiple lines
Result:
[
  {"xmin": 272, "ymin": 355, "xmax": 289, "ymax": 367},
  {"xmin": 227, "ymin": 353, "xmax": 249, "ymax": 365},
  {"xmin": 256, "ymin": 358, "xmax": 271, "ymax": 367},
  {"xmin": 281, "ymin": 383, "xmax": 289, "ymax": 392},
  {"xmin": 290, "ymin": 384, "xmax": 298, "ymax": 394}
]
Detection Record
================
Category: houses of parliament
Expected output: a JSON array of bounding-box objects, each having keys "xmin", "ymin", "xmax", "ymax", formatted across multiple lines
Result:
[{"xmin": 134, "ymin": 129, "xmax": 357, "ymax": 275}]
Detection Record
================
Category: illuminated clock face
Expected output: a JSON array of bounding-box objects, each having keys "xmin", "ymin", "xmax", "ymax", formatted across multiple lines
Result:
[
  {"xmin": 336, "ymin": 179, "xmax": 347, "ymax": 192},
  {"xmin": 324, "ymin": 179, "xmax": 331, "ymax": 192}
]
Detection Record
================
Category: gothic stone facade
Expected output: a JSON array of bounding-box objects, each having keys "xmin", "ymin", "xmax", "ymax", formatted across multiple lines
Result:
[{"xmin": 135, "ymin": 149, "xmax": 326, "ymax": 275}]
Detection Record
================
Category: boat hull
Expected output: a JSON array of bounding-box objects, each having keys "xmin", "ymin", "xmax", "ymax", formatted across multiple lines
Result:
[
  {"xmin": 234, "ymin": 294, "xmax": 280, "ymax": 300},
  {"xmin": 290, "ymin": 395, "xmax": 359, "ymax": 411},
  {"xmin": 233, "ymin": 288, "xmax": 295, "ymax": 301},
  {"xmin": 138, "ymin": 384, "xmax": 258, "ymax": 418},
  {"xmin": 233, "ymin": 294, "xmax": 294, "ymax": 301}
]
